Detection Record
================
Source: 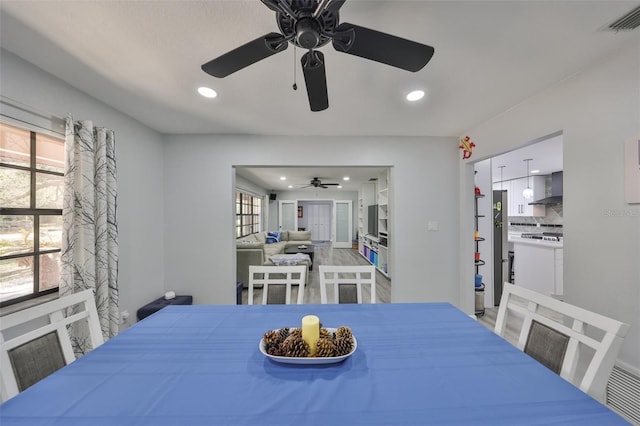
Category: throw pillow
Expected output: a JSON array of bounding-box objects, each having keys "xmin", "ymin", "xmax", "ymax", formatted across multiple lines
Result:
[{"xmin": 266, "ymin": 231, "xmax": 282, "ymax": 244}]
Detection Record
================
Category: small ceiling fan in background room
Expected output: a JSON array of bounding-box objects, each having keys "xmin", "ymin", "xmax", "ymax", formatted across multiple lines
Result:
[
  {"xmin": 297, "ymin": 177, "xmax": 341, "ymax": 189},
  {"xmin": 201, "ymin": 0, "xmax": 435, "ymax": 111}
]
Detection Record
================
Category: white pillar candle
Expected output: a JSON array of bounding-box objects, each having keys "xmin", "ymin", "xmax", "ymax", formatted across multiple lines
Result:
[{"xmin": 301, "ymin": 315, "xmax": 320, "ymax": 356}]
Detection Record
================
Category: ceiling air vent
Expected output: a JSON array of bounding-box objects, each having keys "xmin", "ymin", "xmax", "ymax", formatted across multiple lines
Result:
[{"xmin": 608, "ymin": 5, "xmax": 640, "ymax": 31}]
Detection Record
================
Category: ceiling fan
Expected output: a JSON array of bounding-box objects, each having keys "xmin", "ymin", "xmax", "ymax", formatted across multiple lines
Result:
[
  {"xmin": 201, "ymin": 0, "xmax": 435, "ymax": 112},
  {"xmin": 299, "ymin": 177, "xmax": 341, "ymax": 188}
]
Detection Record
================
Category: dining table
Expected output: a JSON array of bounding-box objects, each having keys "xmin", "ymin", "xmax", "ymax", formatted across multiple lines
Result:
[{"xmin": 0, "ymin": 303, "xmax": 630, "ymax": 425}]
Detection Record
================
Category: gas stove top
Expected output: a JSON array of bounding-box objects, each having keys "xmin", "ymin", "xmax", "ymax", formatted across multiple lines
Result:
[{"xmin": 520, "ymin": 232, "xmax": 563, "ymax": 242}]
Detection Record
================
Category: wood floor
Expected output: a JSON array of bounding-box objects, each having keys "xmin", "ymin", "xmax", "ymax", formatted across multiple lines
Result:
[{"xmin": 242, "ymin": 242, "xmax": 391, "ymax": 305}]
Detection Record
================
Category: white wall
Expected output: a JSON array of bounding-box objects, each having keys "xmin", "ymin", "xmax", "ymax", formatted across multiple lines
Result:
[
  {"xmin": 460, "ymin": 40, "xmax": 640, "ymax": 371},
  {"xmin": 163, "ymin": 136, "xmax": 460, "ymax": 305},
  {"xmin": 0, "ymin": 49, "xmax": 166, "ymax": 326}
]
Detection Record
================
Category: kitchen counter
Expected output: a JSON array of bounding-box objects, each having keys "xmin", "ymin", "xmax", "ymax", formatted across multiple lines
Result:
[
  {"xmin": 510, "ymin": 236, "xmax": 563, "ymax": 297},
  {"xmin": 508, "ymin": 235, "xmax": 563, "ymax": 249}
]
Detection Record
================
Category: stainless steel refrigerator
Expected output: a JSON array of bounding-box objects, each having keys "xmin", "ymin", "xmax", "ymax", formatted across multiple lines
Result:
[{"xmin": 493, "ymin": 190, "xmax": 509, "ymax": 306}]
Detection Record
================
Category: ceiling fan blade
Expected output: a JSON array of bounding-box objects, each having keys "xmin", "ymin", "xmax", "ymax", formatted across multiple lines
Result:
[
  {"xmin": 326, "ymin": 0, "xmax": 346, "ymax": 13},
  {"xmin": 332, "ymin": 23, "xmax": 434, "ymax": 72},
  {"xmin": 301, "ymin": 50, "xmax": 329, "ymax": 112},
  {"xmin": 201, "ymin": 33, "xmax": 288, "ymax": 78}
]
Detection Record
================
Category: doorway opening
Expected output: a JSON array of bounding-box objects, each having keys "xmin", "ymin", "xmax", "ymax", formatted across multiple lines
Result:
[{"xmin": 473, "ymin": 132, "xmax": 564, "ymax": 316}]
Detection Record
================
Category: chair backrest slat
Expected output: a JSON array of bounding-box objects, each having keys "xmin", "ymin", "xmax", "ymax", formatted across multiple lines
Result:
[
  {"xmin": 248, "ymin": 265, "xmax": 306, "ymax": 305},
  {"xmin": 494, "ymin": 282, "xmax": 630, "ymax": 403},
  {"xmin": 319, "ymin": 265, "xmax": 376, "ymax": 304},
  {"xmin": 0, "ymin": 289, "xmax": 104, "ymax": 402}
]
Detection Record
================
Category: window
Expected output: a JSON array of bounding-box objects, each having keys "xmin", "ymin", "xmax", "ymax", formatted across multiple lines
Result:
[
  {"xmin": 236, "ymin": 191, "xmax": 262, "ymax": 238},
  {"xmin": 0, "ymin": 122, "xmax": 64, "ymax": 306}
]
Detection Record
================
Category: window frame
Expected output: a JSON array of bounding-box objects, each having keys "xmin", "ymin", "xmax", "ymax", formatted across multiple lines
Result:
[
  {"xmin": 0, "ymin": 123, "xmax": 64, "ymax": 307},
  {"xmin": 235, "ymin": 191, "xmax": 263, "ymax": 238}
]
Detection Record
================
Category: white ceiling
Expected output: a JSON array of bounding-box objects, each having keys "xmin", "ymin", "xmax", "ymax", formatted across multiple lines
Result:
[
  {"xmin": 0, "ymin": 1, "xmax": 636, "ymax": 190},
  {"xmin": 490, "ymin": 133, "xmax": 563, "ymax": 183},
  {"xmin": 1, "ymin": 0, "xmax": 638, "ymax": 139},
  {"xmin": 236, "ymin": 166, "xmax": 388, "ymax": 192}
]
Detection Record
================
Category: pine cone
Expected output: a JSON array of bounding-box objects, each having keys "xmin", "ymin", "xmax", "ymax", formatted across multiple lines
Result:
[
  {"xmin": 281, "ymin": 335, "xmax": 310, "ymax": 357},
  {"xmin": 315, "ymin": 338, "xmax": 336, "ymax": 357},
  {"xmin": 267, "ymin": 345, "xmax": 284, "ymax": 356},
  {"xmin": 334, "ymin": 336, "xmax": 354, "ymax": 356},
  {"xmin": 319, "ymin": 328, "xmax": 332, "ymax": 339},
  {"xmin": 263, "ymin": 330, "xmax": 282, "ymax": 351},
  {"xmin": 336, "ymin": 326, "xmax": 353, "ymax": 341},
  {"xmin": 278, "ymin": 327, "xmax": 290, "ymax": 342},
  {"xmin": 289, "ymin": 328, "xmax": 302, "ymax": 339}
]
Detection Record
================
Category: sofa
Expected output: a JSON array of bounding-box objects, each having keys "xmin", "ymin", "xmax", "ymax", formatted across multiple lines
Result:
[{"xmin": 236, "ymin": 230, "xmax": 313, "ymax": 288}]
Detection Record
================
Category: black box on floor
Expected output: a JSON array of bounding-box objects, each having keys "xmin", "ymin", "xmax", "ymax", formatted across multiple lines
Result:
[{"xmin": 137, "ymin": 295, "xmax": 193, "ymax": 321}]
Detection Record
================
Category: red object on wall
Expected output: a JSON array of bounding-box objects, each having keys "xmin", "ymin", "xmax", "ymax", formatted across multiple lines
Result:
[{"xmin": 459, "ymin": 135, "xmax": 476, "ymax": 159}]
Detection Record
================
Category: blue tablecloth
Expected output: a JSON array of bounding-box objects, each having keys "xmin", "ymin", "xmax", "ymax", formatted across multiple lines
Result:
[{"xmin": 0, "ymin": 303, "xmax": 629, "ymax": 425}]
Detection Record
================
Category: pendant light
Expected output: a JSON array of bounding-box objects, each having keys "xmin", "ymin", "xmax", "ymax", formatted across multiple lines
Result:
[{"xmin": 522, "ymin": 159, "xmax": 534, "ymax": 199}]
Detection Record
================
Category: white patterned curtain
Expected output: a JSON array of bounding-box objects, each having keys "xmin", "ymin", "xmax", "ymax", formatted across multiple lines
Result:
[{"xmin": 61, "ymin": 115, "xmax": 119, "ymax": 355}]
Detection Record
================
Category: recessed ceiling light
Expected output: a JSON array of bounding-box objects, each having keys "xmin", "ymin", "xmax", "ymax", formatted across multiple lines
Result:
[
  {"xmin": 337, "ymin": 185, "xmax": 342, "ymax": 189},
  {"xmin": 531, "ymin": 170, "xmax": 540, "ymax": 174},
  {"xmin": 280, "ymin": 176, "xmax": 286, "ymax": 181},
  {"xmin": 406, "ymin": 90, "xmax": 424, "ymax": 102},
  {"xmin": 197, "ymin": 87, "xmax": 217, "ymax": 98},
  {"xmin": 288, "ymin": 185, "xmax": 293, "ymax": 189},
  {"xmin": 343, "ymin": 176, "xmax": 350, "ymax": 181}
]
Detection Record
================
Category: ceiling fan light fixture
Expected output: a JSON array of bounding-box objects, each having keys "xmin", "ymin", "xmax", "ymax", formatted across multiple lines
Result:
[
  {"xmin": 197, "ymin": 86, "xmax": 217, "ymax": 98},
  {"xmin": 406, "ymin": 90, "xmax": 424, "ymax": 102}
]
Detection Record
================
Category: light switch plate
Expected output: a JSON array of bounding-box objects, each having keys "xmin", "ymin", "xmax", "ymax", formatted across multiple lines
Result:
[{"xmin": 427, "ymin": 221, "xmax": 439, "ymax": 231}]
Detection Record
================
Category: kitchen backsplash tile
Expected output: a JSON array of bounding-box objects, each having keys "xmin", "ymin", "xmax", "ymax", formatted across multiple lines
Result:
[{"xmin": 509, "ymin": 204, "xmax": 563, "ymax": 234}]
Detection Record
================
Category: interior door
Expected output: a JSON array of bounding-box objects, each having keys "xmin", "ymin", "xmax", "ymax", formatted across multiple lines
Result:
[
  {"xmin": 278, "ymin": 200, "xmax": 297, "ymax": 231},
  {"xmin": 333, "ymin": 200, "xmax": 352, "ymax": 248},
  {"xmin": 320, "ymin": 204, "xmax": 332, "ymax": 240},
  {"xmin": 306, "ymin": 203, "xmax": 331, "ymax": 240}
]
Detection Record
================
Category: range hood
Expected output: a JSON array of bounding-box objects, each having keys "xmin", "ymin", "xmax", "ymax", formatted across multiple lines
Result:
[{"xmin": 529, "ymin": 171, "xmax": 563, "ymax": 205}]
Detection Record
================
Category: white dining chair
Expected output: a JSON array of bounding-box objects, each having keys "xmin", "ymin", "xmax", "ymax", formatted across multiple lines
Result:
[
  {"xmin": 248, "ymin": 265, "xmax": 306, "ymax": 305},
  {"xmin": 319, "ymin": 265, "xmax": 376, "ymax": 304},
  {"xmin": 494, "ymin": 282, "xmax": 630, "ymax": 403},
  {"xmin": 0, "ymin": 289, "xmax": 104, "ymax": 402}
]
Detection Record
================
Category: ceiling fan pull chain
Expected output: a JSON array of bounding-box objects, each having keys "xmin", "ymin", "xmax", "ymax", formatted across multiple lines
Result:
[{"xmin": 292, "ymin": 46, "xmax": 298, "ymax": 91}]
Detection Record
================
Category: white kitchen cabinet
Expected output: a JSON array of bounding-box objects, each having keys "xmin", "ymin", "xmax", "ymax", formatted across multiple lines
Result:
[
  {"xmin": 494, "ymin": 176, "xmax": 546, "ymax": 217},
  {"xmin": 505, "ymin": 176, "xmax": 546, "ymax": 217},
  {"xmin": 512, "ymin": 238, "xmax": 563, "ymax": 296}
]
